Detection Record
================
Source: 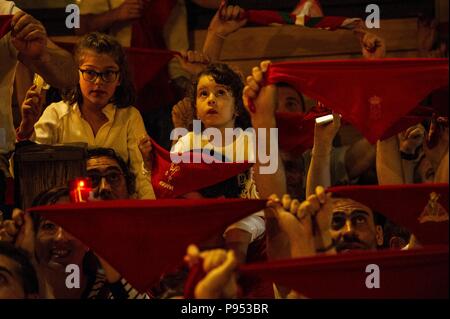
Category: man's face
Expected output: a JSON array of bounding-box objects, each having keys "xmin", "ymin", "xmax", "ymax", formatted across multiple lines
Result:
[
  {"xmin": 277, "ymin": 86, "xmax": 305, "ymax": 113},
  {"xmin": 86, "ymin": 156, "xmax": 129, "ymax": 200},
  {"xmin": 329, "ymin": 198, "xmax": 383, "ymax": 252},
  {"xmin": 0, "ymin": 255, "xmax": 31, "ymax": 299},
  {"xmin": 35, "ymin": 196, "xmax": 88, "ymax": 272}
]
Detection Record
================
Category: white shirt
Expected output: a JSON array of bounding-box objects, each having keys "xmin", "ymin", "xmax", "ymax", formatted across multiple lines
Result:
[
  {"xmin": 32, "ymin": 101, "xmax": 156, "ymax": 199},
  {"xmin": 172, "ymin": 130, "xmax": 265, "ymax": 242},
  {"xmin": 0, "ymin": 0, "xmax": 20, "ymax": 154}
]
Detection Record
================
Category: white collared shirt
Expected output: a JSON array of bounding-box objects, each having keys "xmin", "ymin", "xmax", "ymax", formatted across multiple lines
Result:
[{"xmin": 32, "ymin": 100, "xmax": 156, "ymax": 199}]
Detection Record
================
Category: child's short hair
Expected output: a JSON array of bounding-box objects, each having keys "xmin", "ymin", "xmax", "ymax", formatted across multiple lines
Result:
[
  {"xmin": 190, "ymin": 63, "xmax": 251, "ymax": 130},
  {"xmin": 63, "ymin": 32, "xmax": 136, "ymax": 108}
]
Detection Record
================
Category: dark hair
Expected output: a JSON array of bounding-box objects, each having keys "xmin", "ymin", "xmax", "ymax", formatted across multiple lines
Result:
[
  {"xmin": 275, "ymin": 82, "xmax": 306, "ymax": 113},
  {"xmin": 189, "ymin": 63, "xmax": 251, "ymax": 130},
  {"xmin": 86, "ymin": 147, "xmax": 136, "ymax": 196},
  {"xmin": 62, "ymin": 32, "xmax": 136, "ymax": 108},
  {"xmin": 31, "ymin": 186, "xmax": 70, "ymax": 233},
  {"xmin": 0, "ymin": 241, "xmax": 39, "ymax": 296}
]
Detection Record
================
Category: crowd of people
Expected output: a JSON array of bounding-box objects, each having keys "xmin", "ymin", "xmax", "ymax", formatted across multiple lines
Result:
[{"xmin": 0, "ymin": 0, "xmax": 448, "ymax": 299}]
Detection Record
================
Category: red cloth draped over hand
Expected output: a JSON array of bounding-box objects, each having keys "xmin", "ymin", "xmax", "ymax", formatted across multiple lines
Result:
[
  {"xmin": 328, "ymin": 183, "xmax": 449, "ymax": 245},
  {"xmin": 0, "ymin": 15, "xmax": 12, "ymax": 39},
  {"xmin": 265, "ymin": 59, "xmax": 449, "ymax": 143},
  {"xmin": 150, "ymin": 138, "xmax": 252, "ymax": 198},
  {"xmin": 30, "ymin": 198, "xmax": 266, "ymax": 292},
  {"xmin": 239, "ymin": 246, "xmax": 448, "ymax": 298}
]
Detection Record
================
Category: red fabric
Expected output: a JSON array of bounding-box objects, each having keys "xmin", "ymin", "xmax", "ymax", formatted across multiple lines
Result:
[
  {"xmin": 129, "ymin": 0, "xmax": 177, "ymax": 110},
  {"xmin": 265, "ymin": 59, "xmax": 449, "ymax": 143},
  {"xmin": 30, "ymin": 198, "xmax": 266, "ymax": 292},
  {"xmin": 131, "ymin": 0, "xmax": 176, "ymax": 49},
  {"xmin": 276, "ymin": 108, "xmax": 330, "ymax": 154},
  {"xmin": 245, "ymin": 10, "xmax": 295, "ymax": 25},
  {"xmin": 126, "ymin": 47, "xmax": 179, "ymax": 93},
  {"xmin": 0, "ymin": 15, "xmax": 12, "ymax": 39},
  {"xmin": 150, "ymin": 138, "xmax": 252, "ymax": 198},
  {"xmin": 328, "ymin": 183, "xmax": 449, "ymax": 245},
  {"xmin": 239, "ymin": 246, "xmax": 449, "ymax": 298}
]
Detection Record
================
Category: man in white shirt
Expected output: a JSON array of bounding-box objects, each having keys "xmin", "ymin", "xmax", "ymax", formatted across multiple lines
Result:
[{"xmin": 0, "ymin": 0, "xmax": 78, "ymax": 178}]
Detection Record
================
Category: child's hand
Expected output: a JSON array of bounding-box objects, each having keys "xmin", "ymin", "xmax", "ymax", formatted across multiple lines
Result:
[
  {"xmin": 18, "ymin": 84, "xmax": 44, "ymax": 138},
  {"xmin": 138, "ymin": 135, "xmax": 153, "ymax": 171},
  {"xmin": 208, "ymin": 2, "xmax": 247, "ymax": 38},
  {"xmin": 172, "ymin": 97, "xmax": 194, "ymax": 129},
  {"xmin": 175, "ymin": 50, "xmax": 209, "ymax": 77},
  {"xmin": 243, "ymin": 60, "xmax": 277, "ymax": 127}
]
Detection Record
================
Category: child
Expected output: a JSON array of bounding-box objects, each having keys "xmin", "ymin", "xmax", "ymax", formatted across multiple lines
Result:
[
  {"xmin": 17, "ymin": 32, "xmax": 155, "ymax": 199},
  {"xmin": 140, "ymin": 63, "xmax": 264, "ymax": 263}
]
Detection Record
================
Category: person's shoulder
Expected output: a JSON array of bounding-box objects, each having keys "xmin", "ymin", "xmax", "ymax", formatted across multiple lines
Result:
[
  {"xmin": 42, "ymin": 100, "xmax": 72, "ymax": 120},
  {"xmin": 116, "ymin": 105, "xmax": 144, "ymax": 119}
]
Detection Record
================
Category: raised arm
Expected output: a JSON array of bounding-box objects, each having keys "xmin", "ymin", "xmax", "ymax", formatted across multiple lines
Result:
[
  {"xmin": 203, "ymin": 3, "xmax": 247, "ymax": 62},
  {"xmin": 75, "ymin": 0, "xmax": 146, "ymax": 36},
  {"xmin": 11, "ymin": 11, "xmax": 78, "ymax": 89},
  {"xmin": 243, "ymin": 60, "xmax": 286, "ymax": 199}
]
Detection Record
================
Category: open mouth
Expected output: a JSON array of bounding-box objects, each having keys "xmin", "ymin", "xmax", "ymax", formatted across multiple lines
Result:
[
  {"xmin": 206, "ymin": 109, "xmax": 218, "ymax": 115},
  {"xmin": 50, "ymin": 248, "xmax": 72, "ymax": 260}
]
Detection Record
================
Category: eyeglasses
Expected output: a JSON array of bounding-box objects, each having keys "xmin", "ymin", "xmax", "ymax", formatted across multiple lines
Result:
[
  {"xmin": 87, "ymin": 171, "xmax": 124, "ymax": 188},
  {"xmin": 79, "ymin": 69, "xmax": 120, "ymax": 83}
]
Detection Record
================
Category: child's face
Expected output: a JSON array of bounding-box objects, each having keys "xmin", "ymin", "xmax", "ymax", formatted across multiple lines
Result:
[
  {"xmin": 196, "ymin": 75, "xmax": 236, "ymax": 130},
  {"xmin": 79, "ymin": 49, "xmax": 120, "ymax": 108}
]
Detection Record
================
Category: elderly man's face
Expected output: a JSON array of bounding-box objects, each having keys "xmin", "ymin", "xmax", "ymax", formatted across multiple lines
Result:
[
  {"xmin": 329, "ymin": 198, "xmax": 383, "ymax": 252},
  {"xmin": 0, "ymin": 255, "xmax": 32, "ymax": 299},
  {"xmin": 86, "ymin": 156, "xmax": 129, "ymax": 200}
]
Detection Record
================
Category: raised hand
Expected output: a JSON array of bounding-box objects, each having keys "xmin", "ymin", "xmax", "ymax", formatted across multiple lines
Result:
[
  {"xmin": 208, "ymin": 2, "xmax": 247, "ymax": 38},
  {"xmin": 243, "ymin": 60, "xmax": 277, "ymax": 127},
  {"xmin": 138, "ymin": 135, "xmax": 152, "ymax": 171},
  {"xmin": 171, "ymin": 97, "xmax": 194, "ymax": 130},
  {"xmin": 398, "ymin": 123, "xmax": 425, "ymax": 156},
  {"xmin": 11, "ymin": 11, "xmax": 47, "ymax": 60},
  {"xmin": 114, "ymin": 0, "xmax": 147, "ymax": 22},
  {"xmin": 175, "ymin": 50, "xmax": 210, "ymax": 77},
  {"xmin": 354, "ymin": 28, "xmax": 386, "ymax": 59},
  {"xmin": 18, "ymin": 84, "xmax": 44, "ymax": 139},
  {"xmin": 185, "ymin": 245, "xmax": 238, "ymax": 299}
]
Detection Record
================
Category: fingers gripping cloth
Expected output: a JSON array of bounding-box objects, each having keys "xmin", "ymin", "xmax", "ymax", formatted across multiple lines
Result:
[{"xmin": 263, "ymin": 59, "xmax": 449, "ymax": 143}]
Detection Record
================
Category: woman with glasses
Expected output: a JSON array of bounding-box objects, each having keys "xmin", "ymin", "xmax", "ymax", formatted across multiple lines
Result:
[{"xmin": 16, "ymin": 32, "xmax": 155, "ymax": 199}]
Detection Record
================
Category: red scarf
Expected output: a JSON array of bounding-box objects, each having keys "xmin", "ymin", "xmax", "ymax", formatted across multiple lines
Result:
[
  {"xmin": 265, "ymin": 59, "xmax": 449, "ymax": 143},
  {"xmin": 239, "ymin": 246, "xmax": 448, "ymax": 298},
  {"xmin": 150, "ymin": 138, "xmax": 252, "ymax": 198},
  {"xmin": 30, "ymin": 198, "xmax": 266, "ymax": 292}
]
